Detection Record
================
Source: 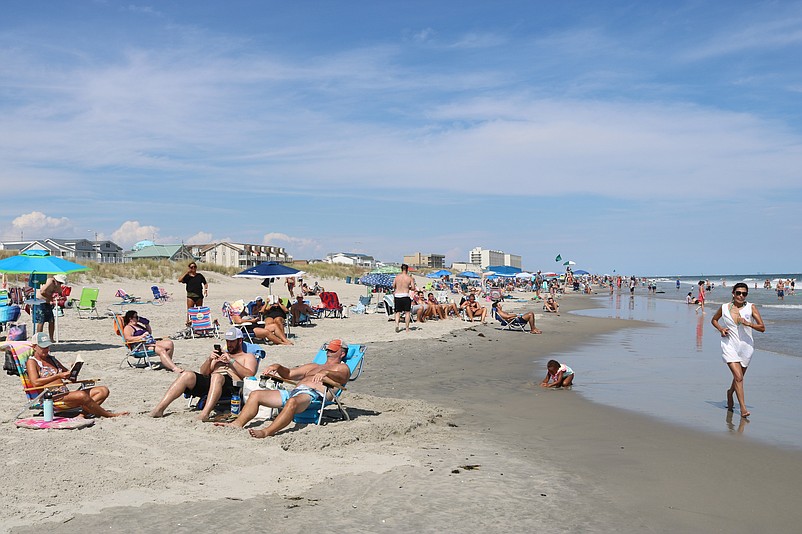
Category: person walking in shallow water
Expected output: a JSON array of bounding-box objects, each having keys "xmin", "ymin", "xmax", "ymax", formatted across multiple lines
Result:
[
  {"xmin": 695, "ymin": 280, "xmax": 706, "ymax": 314},
  {"xmin": 711, "ymin": 283, "xmax": 765, "ymax": 418}
]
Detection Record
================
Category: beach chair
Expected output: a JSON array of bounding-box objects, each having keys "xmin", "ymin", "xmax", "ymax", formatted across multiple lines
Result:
[
  {"xmin": 113, "ymin": 314, "xmax": 160, "ymax": 369},
  {"xmin": 187, "ymin": 342, "xmax": 266, "ymax": 411},
  {"xmin": 317, "ymin": 292, "xmax": 344, "ymax": 318},
  {"xmin": 115, "ymin": 289, "xmax": 141, "ymax": 303},
  {"xmin": 295, "ymin": 299, "xmax": 317, "ymax": 327},
  {"xmin": 294, "ymin": 343, "xmax": 366, "ymax": 425},
  {"xmin": 2, "ymin": 340, "xmax": 97, "ymax": 418},
  {"xmin": 350, "ymin": 295, "xmax": 372, "ymax": 315},
  {"xmin": 151, "ymin": 285, "xmax": 170, "ymax": 305},
  {"xmin": 221, "ymin": 302, "xmax": 263, "ymax": 343},
  {"xmin": 188, "ymin": 306, "xmax": 220, "ymax": 338},
  {"xmin": 383, "ymin": 294, "xmax": 395, "ymax": 321},
  {"xmin": 493, "ymin": 308, "xmax": 528, "ymax": 332},
  {"xmin": 75, "ymin": 287, "xmax": 100, "ymax": 318}
]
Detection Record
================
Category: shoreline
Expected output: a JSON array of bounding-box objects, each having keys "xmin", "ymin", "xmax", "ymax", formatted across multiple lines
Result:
[{"xmin": 5, "ymin": 282, "xmax": 802, "ymax": 532}]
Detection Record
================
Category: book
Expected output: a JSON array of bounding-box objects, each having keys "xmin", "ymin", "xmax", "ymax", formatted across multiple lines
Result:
[{"xmin": 69, "ymin": 355, "xmax": 84, "ymax": 381}]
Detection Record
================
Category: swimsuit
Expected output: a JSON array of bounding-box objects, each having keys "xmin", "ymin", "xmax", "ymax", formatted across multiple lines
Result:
[
  {"xmin": 31, "ymin": 356, "xmax": 70, "ymax": 395},
  {"xmin": 719, "ymin": 303, "xmax": 755, "ymax": 367}
]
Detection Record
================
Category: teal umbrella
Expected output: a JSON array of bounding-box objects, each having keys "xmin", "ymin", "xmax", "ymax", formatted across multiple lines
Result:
[{"xmin": 0, "ymin": 250, "xmax": 90, "ymax": 274}]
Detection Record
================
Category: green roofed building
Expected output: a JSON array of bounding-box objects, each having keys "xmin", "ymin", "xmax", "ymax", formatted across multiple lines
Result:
[{"xmin": 125, "ymin": 244, "xmax": 196, "ymax": 262}]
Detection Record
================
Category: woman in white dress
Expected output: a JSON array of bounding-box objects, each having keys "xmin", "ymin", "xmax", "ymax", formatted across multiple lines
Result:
[{"xmin": 711, "ymin": 283, "xmax": 765, "ymax": 418}]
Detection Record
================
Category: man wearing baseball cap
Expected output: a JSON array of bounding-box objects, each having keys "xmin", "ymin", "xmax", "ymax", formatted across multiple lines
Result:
[
  {"xmin": 150, "ymin": 327, "xmax": 257, "ymax": 420},
  {"xmin": 35, "ymin": 274, "xmax": 67, "ymax": 340},
  {"xmin": 215, "ymin": 339, "xmax": 350, "ymax": 438}
]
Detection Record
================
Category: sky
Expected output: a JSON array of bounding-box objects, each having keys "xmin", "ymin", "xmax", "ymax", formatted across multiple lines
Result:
[{"xmin": 1, "ymin": 0, "xmax": 801, "ymax": 276}]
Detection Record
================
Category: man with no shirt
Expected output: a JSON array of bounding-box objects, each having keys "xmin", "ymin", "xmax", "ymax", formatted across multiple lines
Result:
[
  {"xmin": 392, "ymin": 263, "xmax": 416, "ymax": 332},
  {"xmin": 215, "ymin": 339, "xmax": 351, "ymax": 438}
]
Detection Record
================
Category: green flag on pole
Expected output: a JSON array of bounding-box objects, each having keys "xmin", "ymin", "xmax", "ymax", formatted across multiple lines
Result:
[{"xmin": 555, "ymin": 254, "xmax": 562, "ymax": 262}]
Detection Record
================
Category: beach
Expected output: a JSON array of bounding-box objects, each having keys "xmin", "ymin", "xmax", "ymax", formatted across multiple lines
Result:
[{"xmin": 3, "ymin": 275, "xmax": 802, "ymax": 533}]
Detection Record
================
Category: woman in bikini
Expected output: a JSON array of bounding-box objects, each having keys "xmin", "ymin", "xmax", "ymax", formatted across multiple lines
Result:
[{"xmin": 122, "ymin": 310, "xmax": 182, "ymax": 373}]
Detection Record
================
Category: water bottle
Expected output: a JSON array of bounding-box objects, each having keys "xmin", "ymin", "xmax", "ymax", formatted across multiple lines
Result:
[
  {"xmin": 230, "ymin": 393, "xmax": 241, "ymax": 415},
  {"xmin": 43, "ymin": 390, "xmax": 54, "ymax": 422}
]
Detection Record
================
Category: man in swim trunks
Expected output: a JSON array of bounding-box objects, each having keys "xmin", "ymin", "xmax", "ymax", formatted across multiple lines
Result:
[
  {"xmin": 36, "ymin": 274, "xmax": 66, "ymax": 340},
  {"xmin": 392, "ymin": 263, "xmax": 416, "ymax": 332},
  {"xmin": 215, "ymin": 338, "xmax": 351, "ymax": 438},
  {"xmin": 149, "ymin": 327, "xmax": 257, "ymax": 420}
]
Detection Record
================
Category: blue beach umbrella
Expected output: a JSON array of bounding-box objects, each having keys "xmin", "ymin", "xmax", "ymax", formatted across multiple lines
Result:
[
  {"xmin": 457, "ymin": 271, "xmax": 480, "ymax": 279},
  {"xmin": 233, "ymin": 262, "xmax": 301, "ymax": 279},
  {"xmin": 0, "ymin": 250, "xmax": 90, "ymax": 275},
  {"xmin": 574, "ymin": 269, "xmax": 590, "ymax": 275},
  {"xmin": 426, "ymin": 269, "xmax": 451, "ymax": 279},
  {"xmin": 358, "ymin": 273, "xmax": 395, "ymax": 289}
]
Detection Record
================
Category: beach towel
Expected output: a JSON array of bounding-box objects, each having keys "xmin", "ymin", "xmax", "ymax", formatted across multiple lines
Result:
[{"xmin": 14, "ymin": 416, "xmax": 95, "ymax": 430}]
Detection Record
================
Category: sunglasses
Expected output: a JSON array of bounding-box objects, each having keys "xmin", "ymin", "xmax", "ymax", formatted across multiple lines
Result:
[{"xmin": 734, "ymin": 291, "xmax": 748, "ymax": 296}]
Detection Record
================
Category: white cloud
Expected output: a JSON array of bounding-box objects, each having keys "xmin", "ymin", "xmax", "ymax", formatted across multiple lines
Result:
[
  {"xmin": 11, "ymin": 211, "xmax": 72, "ymax": 235},
  {"xmin": 186, "ymin": 231, "xmax": 213, "ymax": 245},
  {"xmin": 263, "ymin": 232, "xmax": 317, "ymax": 249},
  {"xmin": 112, "ymin": 220, "xmax": 159, "ymax": 249}
]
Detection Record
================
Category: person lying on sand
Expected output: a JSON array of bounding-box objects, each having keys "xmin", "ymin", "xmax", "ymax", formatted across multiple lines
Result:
[
  {"xmin": 214, "ymin": 338, "xmax": 350, "ymax": 438},
  {"xmin": 149, "ymin": 328, "xmax": 257, "ymax": 420},
  {"xmin": 492, "ymin": 302, "xmax": 542, "ymax": 334}
]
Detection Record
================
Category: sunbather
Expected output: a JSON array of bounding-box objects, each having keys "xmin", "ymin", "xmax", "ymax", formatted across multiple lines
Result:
[
  {"xmin": 121, "ymin": 310, "xmax": 181, "ymax": 372},
  {"xmin": 543, "ymin": 297, "xmax": 560, "ymax": 314},
  {"xmin": 290, "ymin": 295, "xmax": 317, "ymax": 326},
  {"xmin": 23, "ymin": 332, "xmax": 128, "ymax": 418},
  {"xmin": 252, "ymin": 297, "xmax": 292, "ymax": 345},
  {"xmin": 149, "ymin": 328, "xmax": 258, "ymax": 420},
  {"xmin": 428, "ymin": 292, "xmax": 459, "ymax": 318},
  {"xmin": 214, "ymin": 338, "xmax": 350, "ymax": 438},
  {"xmin": 492, "ymin": 302, "xmax": 542, "ymax": 334},
  {"xmin": 461, "ymin": 294, "xmax": 487, "ymax": 323}
]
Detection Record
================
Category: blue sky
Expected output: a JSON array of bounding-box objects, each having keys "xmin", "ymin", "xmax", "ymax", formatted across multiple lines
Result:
[{"xmin": 1, "ymin": 1, "xmax": 801, "ymax": 275}]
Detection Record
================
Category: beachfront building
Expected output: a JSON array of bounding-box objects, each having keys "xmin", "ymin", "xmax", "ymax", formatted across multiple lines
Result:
[
  {"xmin": 403, "ymin": 252, "xmax": 446, "ymax": 269},
  {"xmin": 468, "ymin": 247, "xmax": 522, "ymax": 270},
  {"xmin": 191, "ymin": 242, "xmax": 292, "ymax": 269},
  {"xmin": 0, "ymin": 238, "xmax": 125, "ymax": 263},
  {"xmin": 125, "ymin": 244, "xmax": 196, "ymax": 262},
  {"xmin": 324, "ymin": 252, "xmax": 376, "ymax": 269}
]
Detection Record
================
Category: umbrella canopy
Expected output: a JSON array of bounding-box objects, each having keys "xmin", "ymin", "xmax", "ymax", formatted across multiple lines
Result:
[
  {"xmin": 515, "ymin": 272, "xmax": 533, "ymax": 279},
  {"xmin": 358, "ymin": 273, "xmax": 395, "ymax": 289},
  {"xmin": 573, "ymin": 269, "xmax": 590, "ymax": 275},
  {"xmin": 426, "ymin": 269, "xmax": 451, "ymax": 278},
  {"xmin": 563, "ymin": 260, "xmax": 577, "ymax": 266},
  {"xmin": 233, "ymin": 262, "xmax": 302, "ymax": 279},
  {"xmin": 486, "ymin": 265, "xmax": 522, "ymax": 275},
  {"xmin": 542, "ymin": 272, "xmax": 559, "ymax": 278},
  {"xmin": 457, "ymin": 271, "xmax": 480, "ymax": 279},
  {"xmin": 373, "ymin": 265, "xmax": 401, "ymax": 274},
  {"xmin": 0, "ymin": 251, "xmax": 90, "ymax": 275}
]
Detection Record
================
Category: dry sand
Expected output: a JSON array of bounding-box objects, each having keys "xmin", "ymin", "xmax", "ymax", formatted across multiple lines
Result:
[{"xmin": 3, "ymin": 275, "xmax": 802, "ymax": 533}]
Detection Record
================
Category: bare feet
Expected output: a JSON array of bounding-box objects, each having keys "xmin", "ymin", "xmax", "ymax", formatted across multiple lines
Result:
[
  {"xmin": 149, "ymin": 408, "xmax": 165, "ymax": 418},
  {"xmin": 213, "ymin": 421, "xmax": 241, "ymax": 428},
  {"xmin": 726, "ymin": 389, "xmax": 734, "ymax": 411},
  {"xmin": 109, "ymin": 411, "xmax": 130, "ymax": 417},
  {"xmin": 741, "ymin": 409, "xmax": 750, "ymax": 418},
  {"xmin": 249, "ymin": 428, "xmax": 270, "ymax": 438},
  {"xmin": 530, "ymin": 329, "xmax": 543, "ymax": 334}
]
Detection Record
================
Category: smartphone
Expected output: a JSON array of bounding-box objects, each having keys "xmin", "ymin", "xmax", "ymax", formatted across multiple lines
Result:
[{"xmin": 213, "ymin": 344, "xmax": 222, "ymax": 354}]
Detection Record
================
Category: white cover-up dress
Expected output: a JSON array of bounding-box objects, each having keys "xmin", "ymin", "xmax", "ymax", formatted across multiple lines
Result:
[{"xmin": 720, "ymin": 302, "xmax": 755, "ymax": 368}]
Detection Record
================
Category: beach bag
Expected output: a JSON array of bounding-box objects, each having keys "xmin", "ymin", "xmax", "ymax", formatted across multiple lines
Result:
[
  {"xmin": 4, "ymin": 350, "xmax": 18, "ymax": 376},
  {"xmin": 7, "ymin": 323, "xmax": 27, "ymax": 341}
]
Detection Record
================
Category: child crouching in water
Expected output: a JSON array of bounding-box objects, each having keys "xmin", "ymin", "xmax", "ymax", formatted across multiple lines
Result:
[{"xmin": 541, "ymin": 360, "xmax": 574, "ymax": 388}]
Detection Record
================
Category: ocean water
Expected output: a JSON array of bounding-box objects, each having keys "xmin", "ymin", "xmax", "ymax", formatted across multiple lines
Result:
[{"xmin": 546, "ymin": 286, "xmax": 802, "ymax": 451}]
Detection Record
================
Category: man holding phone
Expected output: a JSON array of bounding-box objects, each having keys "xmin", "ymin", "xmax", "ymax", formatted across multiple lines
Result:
[{"xmin": 149, "ymin": 328, "xmax": 257, "ymax": 420}]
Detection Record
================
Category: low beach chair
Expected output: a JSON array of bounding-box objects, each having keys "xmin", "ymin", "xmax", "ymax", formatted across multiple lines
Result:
[
  {"xmin": 75, "ymin": 287, "xmax": 100, "ymax": 318},
  {"xmin": 295, "ymin": 343, "xmax": 366, "ymax": 424},
  {"xmin": 115, "ymin": 289, "xmax": 141, "ymax": 303},
  {"xmin": 493, "ymin": 309, "xmax": 528, "ymax": 332},
  {"xmin": 113, "ymin": 314, "xmax": 160, "ymax": 369},
  {"xmin": 316, "ymin": 292, "xmax": 344, "ymax": 318},
  {"xmin": 221, "ymin": 301, "xmax": 264, "ymax": 343},
  {"xmin": 2, "ymin": 340, "xmax": 97, "ymax": 418},
  {"xmin": 151, "ymin": 286, "xmax": 170, "ymax": 304},
  {"xmin": 188, "ymin": 306, "xmax": 220, "ymax": 338}
]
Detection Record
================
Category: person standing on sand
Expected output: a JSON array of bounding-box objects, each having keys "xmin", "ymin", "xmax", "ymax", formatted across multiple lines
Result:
[
  {"xmin": 286, "ymin": 276, "xmax": 296, "ymax": 298},
  {"xmin": 392, "ymin": 264, "xmax": 416, "ymax": 332},
  {"xmin": 178, "ymin": 262, "xmax": 208, "ymax": 310},
  {"xmin": 35, "ymin": 274, "xmax": 66, "ymax": 340},
  {"xmin": 711, "ymin": 283, "xmax": 765, "ymax": 418},
  {"xmin": 695, "ymin": 280, "xmax": 706, "ymax": 314}
]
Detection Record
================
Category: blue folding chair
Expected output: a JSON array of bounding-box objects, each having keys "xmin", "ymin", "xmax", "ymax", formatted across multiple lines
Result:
[{"xmin": 293, "ymin": 343, "xmax": 366, "ymax": 425}]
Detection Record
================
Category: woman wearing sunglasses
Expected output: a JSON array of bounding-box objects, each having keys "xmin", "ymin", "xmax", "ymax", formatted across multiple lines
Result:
[{"xmin": 711, "ymin": 283, "xmax": 765, "ymax": 418}]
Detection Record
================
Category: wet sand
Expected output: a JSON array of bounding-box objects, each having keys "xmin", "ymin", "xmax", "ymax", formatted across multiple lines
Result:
[{"xmin": 10, "ymin": 294, "xmax": 802, "ymax": 533}]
